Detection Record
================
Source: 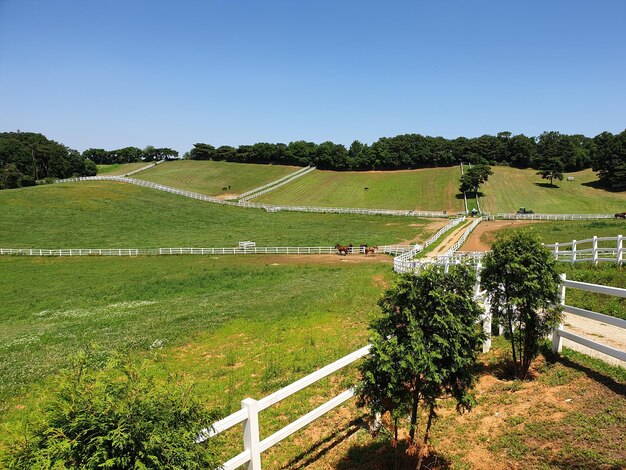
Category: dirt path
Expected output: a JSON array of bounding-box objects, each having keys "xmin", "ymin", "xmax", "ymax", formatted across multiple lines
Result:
[
  {"xmin": 461, "ymin": 220, "xmax": 546, "ymax": 252},
  {"xmin": 426, "ymin": 220, "xmax": 471, "ymax": 257},
  {"xmin": 562, "ymin": 313, "xmax": 626, "ymax": 367}
]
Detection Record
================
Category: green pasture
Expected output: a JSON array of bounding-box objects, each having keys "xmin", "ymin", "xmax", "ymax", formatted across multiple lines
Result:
[
  {"xmin": 1, "ymin": 255, "xmax": 624, "ymax": 467},
  {"xmin": 135, "ymin": 160, "xmax": 302, "ymax": 196},
  {"xmin": 96, "ymin": 162, "xmax": 150, "ymax": 175},
  {"xmin": 481, "ymin": 167, "xmax": 626, "ymax": 214},
  {"xmin": 496, "ymin": 219, "xmax": 626, "ymax": 245},
  {"xmin": 0, "ymin": 256, "xmax": 390, "ymax": 458},
  {"xmin": 0, "ymin": 182, "xmax": 436, "ymax": 248},
  {"xmin": 255, "ymin": 167, "xmax": 465, "ymax": 211}
]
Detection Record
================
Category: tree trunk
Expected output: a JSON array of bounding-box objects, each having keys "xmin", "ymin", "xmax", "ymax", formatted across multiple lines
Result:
[
  {"xmin": 408, "ymin": 383, "xmax": 420, "ymax": 443},
  {"xmin": 393, "ymin": 416, "xmax": 399, "ymax": 470},
  {"xmin": 417, "ymin": 403, "xmax": 436, "ymax": 469},
  {"xmin": 508, "ymin": 313, "xmax": 518, "ymax": 377}
]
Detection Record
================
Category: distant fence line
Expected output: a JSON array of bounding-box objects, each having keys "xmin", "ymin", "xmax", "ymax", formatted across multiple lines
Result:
[
  {"xmin": 237, "ymin": 166, "xmax": 315, "ymax": 202},
  {"xmin": 122, "ymin": 160, "xmax": 165, "ymax": 177},
  {"xmin": 493, "ymin": 213, "xmax": 614, "ymax": 221},
  {"xmin": 54, "ymin": 176, "xmax": 451, "ymax": 218},
  {"xmin": 0, "ymin": 244, "xmax": 414, "ymax": 257}
]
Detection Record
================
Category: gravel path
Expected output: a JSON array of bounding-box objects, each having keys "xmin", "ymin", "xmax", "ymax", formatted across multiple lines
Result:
[{"xmin": 562, "ymin": 313, "xmax": 626, "ymax": 367}]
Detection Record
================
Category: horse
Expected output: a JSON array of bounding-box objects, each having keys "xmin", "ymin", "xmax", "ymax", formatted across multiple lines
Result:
[
  {"xmin": 360, "ymin": 243, "xmax": 368, "ymax": 254},
  {"xmin": 335, "ymin": 243, "xmax": 349, "ymax": 256},
  {"xmin": 365, "ymin": 246, "xmax": 378, "ymax": 256},
  {"xmin": 615, "ymin": 213, "xmax": 626, "ymax": 219}
]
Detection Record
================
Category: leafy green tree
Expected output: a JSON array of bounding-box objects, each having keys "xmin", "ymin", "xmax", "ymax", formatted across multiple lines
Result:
[
  {"xmin": 459, "ymin": 164, "xmax": 493, "ymax": 195},
  {"xmin": 481, "ymin": 231, "xmax": 561, "ymax": 379},
  {"xmin": 357, "ymin": 266, "xmax": 484, "ymax": 467},
  {"xmin": 5, "ymin": 354, "xmax": 221, "ymax": 469},
  {"xmin": 591, "ymin": 130, "xmax": 626, "ymax": 189},
  {"xmin": 537, "ymin": 159, "xmax": 565, "ymax": 186}
]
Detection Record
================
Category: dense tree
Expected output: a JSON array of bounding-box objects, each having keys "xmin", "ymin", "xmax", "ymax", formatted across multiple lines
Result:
[
  {"xmin": 591, "ymin": 130, "xmax": 626, "ymax": 189},
  {"xmin": 0, "ymin": 131, "xmax": 94, "ymax": 189},
  {"xmin": 357, "ymin": 266, "xmax": 484, "ymax": 467},
  {"xmin": 481, "ymin": 231, "xmax": 561, "ymax": 379},
  {"xmin": 537, "ymin": 160, "xmax": 565, "ymax": 186}
]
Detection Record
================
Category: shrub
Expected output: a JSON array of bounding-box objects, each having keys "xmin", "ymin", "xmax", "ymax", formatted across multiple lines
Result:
[
  {"xmin": 481, "ymin": 231, "xmax": 561, "ymax": 379},
  {"xmin": 5, "ymin": 353, "xmax": 221, "ymax": 469},
  {"xmin": 357, "ymin": 265, "xmax": 485, "ymax": 468}
]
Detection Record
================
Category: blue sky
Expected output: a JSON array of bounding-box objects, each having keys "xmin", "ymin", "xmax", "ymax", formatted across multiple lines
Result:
[{"xmin": 1, "ymin": 0, "xmax": 624, "ymax": 153}]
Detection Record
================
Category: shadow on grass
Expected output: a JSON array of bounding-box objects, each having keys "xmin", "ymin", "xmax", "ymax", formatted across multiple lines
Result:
[
  {"xmin": 534, "ymin": 182, "xmax": 560, "ymax": 189},
  {"xmin": 540, "ymin": 344, "xmax": 626, "ymax": 396},
  {"xmin": 279, "ymin": 418, "xmax": 363, "ymax": 470},
  {"xmin": 335, "ymin": 439, "xmax": 451, "ymax": 470},
  {"xmin": 581, "ymin": 179, "xmax": 626, "ymax": 192}
]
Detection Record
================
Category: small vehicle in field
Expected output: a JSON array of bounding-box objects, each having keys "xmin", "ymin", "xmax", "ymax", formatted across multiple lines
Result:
[{"xmin": 517, "ymin": 208, "xmax": 534, "ymax": 214}]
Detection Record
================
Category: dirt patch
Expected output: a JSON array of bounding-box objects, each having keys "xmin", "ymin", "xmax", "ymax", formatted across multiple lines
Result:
[
  {"xmin": 371, "ymin": 274, "xmax": 389, "ymax": 289},
  {"xmin": 400, "ymin": 219, "xmax": 450, "ymax": 245},
  {"xmin": 215, "ymin": 193, "xmax": 238, "ymax": 200},
  {"xmin": 461, "ymin": 220, "xmax": 545, "ymax": 252},
  {"xmin": 254, "ymin": 254, "xmax": 393, "ymax": 266}
]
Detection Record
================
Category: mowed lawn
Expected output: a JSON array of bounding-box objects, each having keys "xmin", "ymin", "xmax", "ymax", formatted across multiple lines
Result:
[
  {"xmin": 481, "ymin": 167, "xmax": 626, "ymax": 214},
  {"xmin": 96, "ymin": 162, "xmax": 150, "ymax": 175},
  {"xmin": 255, "ymin": 167, "xmax": 465, "ymax": 211},
  {"xmin": 0, "ymin": 182, "xmax": 437, "ymax": 248},
  {"xmin": 135, "ymin": 160, "xmax": 303, "ymax": 196}
]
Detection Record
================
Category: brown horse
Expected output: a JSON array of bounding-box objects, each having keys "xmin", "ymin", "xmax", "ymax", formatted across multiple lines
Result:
[
  {"xmin": 365, "ymin": 246, "xmax": 378, "ymax": 256},
  {"xmin": 335, "ymin": 243, "xmax": 349, "ymax": 256}
]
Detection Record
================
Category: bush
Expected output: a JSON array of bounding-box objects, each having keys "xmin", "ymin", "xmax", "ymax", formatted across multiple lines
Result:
[{"xmin": 5, "ymin": 353, "xmax": 221, "ymax": 469}]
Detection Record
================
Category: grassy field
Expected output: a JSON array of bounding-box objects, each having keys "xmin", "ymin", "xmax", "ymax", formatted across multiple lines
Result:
[
  {"xmin": 0, "ymin": 256, "xmax": 392, "ymax": 462},
  {"xmin": 1, "ymin": 254, "xmax": 624, "ymax": 468},
  {"xmin": 0, "ymin": 182, "xmax": 437, "ymax": 248},
  {"xmin": 96, "ymin": 162, "xmax": 149, "ymax": 175},
  {"xmin": 497, "ymin": 219, "xmax": 626, "ymax": 244},
  {"xmin": 255, "ymin": 167, "xmax": 465, "ymax": 211},
  {"xmin": 481, "ymin": 167, "xmax": 626, "ymax": 214},
  {"xmin": 135, "ymin": 160, "xmax": 302, "ymax": 196}
]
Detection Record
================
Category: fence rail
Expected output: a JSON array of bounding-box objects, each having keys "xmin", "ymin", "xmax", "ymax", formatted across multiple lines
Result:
[
  {"xmin": 544, "ymin": 235, "xmax": 625, "ymax": 265},
  {"xmin": 197, "ymin": 345, "xmax": 372, "ymax": 470},
  {"xmin": 443, "ymin": 218, "xmax": 482, "ymax": 257},
  {"xmin": 552, "ymin": 275, "xmax": 626, "ymax": 363},
  {"xmin": 393, "ymin": 217, "xmax": 467, "ymax": 273},
  {"xmin": 235, "ymin": 166, "xmax": 313, "ymax": 200},
  {"xmin": 495, "ymin": 213, "xmax": 614, "ymax": 221},
  {"xmin": 0, "ymin": 245, "xmax": 413, "ymax": 257}
]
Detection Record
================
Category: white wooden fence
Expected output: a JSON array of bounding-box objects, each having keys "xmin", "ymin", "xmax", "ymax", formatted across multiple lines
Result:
[
  {"xmin": 54, "ymin": 176, "xmax": 452, "ymax": 218},
  {"xmin": 123, "ymin": 160, "xmax": 165, "ymax": 176},
  {"xmin": 0, "ymin": 245, "xmax": 414, "ymax": 257},
  {"xmin": 235, "ymin": 166, "xmax": 313, "ymax": 201},
  {"xmin": 495, "ymin": 213, "xmax": 614, "ymax": 221},
  {"xmin": 393, "ymin": 217, "xmax": 467, "ymax": 273},
  {"xmin": 552, "ymin": 274, "xmax": 626, "ymax": 363},
  {"xmin": 238, "ymin": 166, "xmax": 316, "ymax": 202},
  {"xmin": 442, "ymin": 218, "xmax": 482, "ymax": 257},
  {"xmin": 544, "ymin": 236, "xmax": 625, "ymax": 264},
  {"xmin": 196, "ymin": 345, "xmax": 372, "ymax": 470}
]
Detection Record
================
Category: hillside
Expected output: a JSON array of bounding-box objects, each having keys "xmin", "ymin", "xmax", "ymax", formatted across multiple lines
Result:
[
  {"xmin": 481, "ymin": 167, "xmax": 626, "ymax": 214},
  {"xmin": 134, "ymin": 160, "xmax": 303, "ymax": 196},
  {"xmin": 254, "ymin": 167, "xmax": 464, "ymax": 211},
  {"xmin": 0, "ymin": 182, "xmax": 437, "ymax": 248}
]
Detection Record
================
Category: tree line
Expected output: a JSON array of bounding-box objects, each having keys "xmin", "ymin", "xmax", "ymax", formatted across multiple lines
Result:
[
  {"xmin": 0, "ymin": 131, "xmax": 96, "ymax": 189},
  {"xmin": 82, "ymin": 145, "xmax": 179, "ymax": 164},
  {"xmin": 189, "ymin": 130, "xmax": 626, "ymax": 188}
]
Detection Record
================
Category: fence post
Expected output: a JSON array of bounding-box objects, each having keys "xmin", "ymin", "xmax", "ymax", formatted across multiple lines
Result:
[
  {"xmin": 572, "ymin": 240, "xmax": 577, "ymax": 263},
  {"xmin": 241, "ymin": 398, "xmax": 261, "ymax": 469},
  {"xmin": 617, "ymin": 235, "xmax": 623, "ymax": 265},
  {"xmin": 554, "ymin": 242, "xmax": 559, "ymax": 260},
  {"xmin": 592, "ymin": 236, "xmax": 598, "ymax": 265},
  {"xmin": 551, "ymin": 274, "xmax": 566, "ymax": 354}
]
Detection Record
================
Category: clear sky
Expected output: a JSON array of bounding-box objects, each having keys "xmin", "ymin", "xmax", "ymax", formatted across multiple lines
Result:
[{"xmin": 1, "ymin": 0, "xmax": 624, "ymax": 153}]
